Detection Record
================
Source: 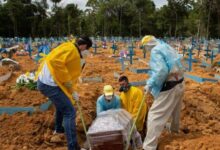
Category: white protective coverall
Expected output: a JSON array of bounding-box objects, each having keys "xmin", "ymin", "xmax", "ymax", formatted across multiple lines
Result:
[{"xmin": 142, "ymin": 36, "xmax": 185, "ymax": 150}]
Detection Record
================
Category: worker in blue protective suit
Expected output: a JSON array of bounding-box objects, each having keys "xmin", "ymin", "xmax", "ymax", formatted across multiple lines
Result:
[
  {"xmin": 96, "ymin": 85, "xmax": 121, "ymax": 115},
  {"xmin": 142, "ymin": 35, "xmax": 185, "ymax": 150}
]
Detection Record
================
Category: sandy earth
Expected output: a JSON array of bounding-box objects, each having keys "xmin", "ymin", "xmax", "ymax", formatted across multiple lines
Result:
[
  {"xmin": 0, "ymin": 55, "xmax": 47, "ymax": 107},
  {"xmin": 0, "ymin": 42, "xmax": 219, "ymax": 150}
]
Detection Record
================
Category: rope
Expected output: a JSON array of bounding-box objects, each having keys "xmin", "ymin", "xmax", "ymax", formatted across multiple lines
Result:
[{"xmin": 125, "ymin": 93, "xmax": 146, "ymax": 150}]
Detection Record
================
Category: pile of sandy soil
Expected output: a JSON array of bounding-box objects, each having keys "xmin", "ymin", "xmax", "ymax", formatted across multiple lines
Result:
[
  {"xmin": 0, "ymin": 66, "xmax": 10, "ymax": 76},
  {"xmin": 0, "ymin": 55, "xmax": 47, "ymax": 106},
  {"xmin": 158, "ymin": 80, "xmax": 220, "ymax": 149}
]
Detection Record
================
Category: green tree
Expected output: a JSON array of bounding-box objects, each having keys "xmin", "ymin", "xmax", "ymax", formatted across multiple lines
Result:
[
  {"xmin": 51, "ymin": 0, "xmax": 62, "ymax": 8},
  {"xmin": 64, "ymin": 4, "xmax": 82, "ymax": 35}
]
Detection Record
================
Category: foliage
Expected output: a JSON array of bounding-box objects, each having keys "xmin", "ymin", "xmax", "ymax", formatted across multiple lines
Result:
[
  {"xmin": 16, "ymin": 72, "xmax": 37, "ymax": 90},
  {"xmin": 0, "ymin": 0, "xmax": 219, "ymax": 38},
  {"xmin": 16, "ymin": 79, "xmax": 37, "ymax": 90}
]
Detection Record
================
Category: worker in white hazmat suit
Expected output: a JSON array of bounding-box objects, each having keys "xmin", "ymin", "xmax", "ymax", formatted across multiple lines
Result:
[{"xmin": 142, "ymin": 35, "xmax": 185, "ymax": 150}]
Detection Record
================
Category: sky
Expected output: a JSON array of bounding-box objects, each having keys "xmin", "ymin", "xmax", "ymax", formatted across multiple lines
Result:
[
  {"xmin": 49, "ymin": 0, "xmax": 88, "ymax": 10},
  {"xmin": 153, "ymin": 0, "xmax": 168, "ymax": 8},
  {"xmin": 48, "ymin": 0, "xmax": 168, "ymax": 10}
]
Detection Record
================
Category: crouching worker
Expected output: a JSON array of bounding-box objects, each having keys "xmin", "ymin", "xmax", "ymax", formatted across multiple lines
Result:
[
  {"xmin": 119, "ymin": 76, "xmax": 147, "ymax": 132},
  {"xmin": 118, "ymin": 76, "xmax": 147, "ymax": 149},
  {"xmin": 36, "ymin": 36, "xmax": 92, "ymax": 150},
  {"xmin": 96, "ymin": 85, "xmax": 121, "ymax": 115}
]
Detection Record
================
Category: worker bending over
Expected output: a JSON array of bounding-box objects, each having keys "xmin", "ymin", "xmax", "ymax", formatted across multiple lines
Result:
[{"xmin": 37, "ymin": 36, "xmax": 92, "ymax": 150}]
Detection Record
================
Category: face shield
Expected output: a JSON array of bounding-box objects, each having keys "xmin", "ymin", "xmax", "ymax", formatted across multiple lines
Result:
[
  {"xmin": 143, "ymin": 37, "xmax": 158, "ymax": 52},
  {"xmin": 143, "ymin": 45, "xmax": 155, "ymax": 51}
]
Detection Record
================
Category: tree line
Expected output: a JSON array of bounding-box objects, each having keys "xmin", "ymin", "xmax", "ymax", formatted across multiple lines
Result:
[{"xmin": 0, "ymin": 0, "xmax": 219, "ymax": 38}]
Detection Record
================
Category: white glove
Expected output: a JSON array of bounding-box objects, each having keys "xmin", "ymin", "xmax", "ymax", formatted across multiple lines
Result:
[
  {"xmin": 144, "ymin": 85, "xmax": 150, "ymax": 94},
  {"xmin": 72, "ymin": 91, "xmax": 79, "ymax": 101}
]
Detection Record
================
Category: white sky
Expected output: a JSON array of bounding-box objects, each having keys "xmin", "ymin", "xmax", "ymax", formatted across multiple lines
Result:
[
  {"xmin": 48, "ymin": 0, "xmax": 168, "ymax": 10},
  {"xmin": 48, "ymin": 0, "xmax": 88, "ymax": 10},
  {"xmin": 0, "ymin": 0, "xmax": 168, "ymax": 10},
  {"xmin": 153, "ymin": 0, "xmax": 168, "ymax": 8}
]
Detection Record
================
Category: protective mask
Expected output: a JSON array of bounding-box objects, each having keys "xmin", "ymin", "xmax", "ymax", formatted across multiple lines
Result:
[
  {"xmin": 119, "ymin": 84, "xmax": 130, "ymax": 92},
  {"xmin": 144, "ymin": 45, "xmax": 155, "ymax": 51},
  {"xmin": 81, "ymin": 50, "xmax": 90, "ymax": 58},
  {"xmin": 143, "ymin": 38, "xmax": 158, "ymax": 51},
  {"xmin": 105, "ymin": 95, "xmax": 113, "ymax": 102}
]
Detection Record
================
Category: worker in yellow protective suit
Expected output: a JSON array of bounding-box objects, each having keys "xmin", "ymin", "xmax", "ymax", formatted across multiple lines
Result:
[
  {"xmin": 118, "ymin": 75, "xmax": 147, "ymax": 132},
  {"xmin": 36, "ymin": 36, "xmax": 92, "ymax": 150}
]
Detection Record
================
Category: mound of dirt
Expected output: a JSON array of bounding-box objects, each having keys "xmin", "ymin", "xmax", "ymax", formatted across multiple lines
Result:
[
  {"xmin": 0, "ymin": 86, "xmax": 47, "ymax": 106},
  {"xmin": 0, "ymin": 55, "xmax": 47, "ymax": 107},
  {"xmin": 157, "ymin": 80, "xmax": 220, "ymax": 149},
  {"xmin": 159, "ymin": 134, "xmax": 220, "ymax": 150},
  {"xmin": 0, "ymin": 66, "xmax": 11, "ymax": 76}
]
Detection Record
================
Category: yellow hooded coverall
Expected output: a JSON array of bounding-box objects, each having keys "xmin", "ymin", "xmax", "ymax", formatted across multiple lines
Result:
[
  {"xmin": 120, "ymin": 86, "xmax": 147, "ymax": 131},
  {"xmin": 36, "ymin": 42, "xmax": 81, "ymax": 105}
]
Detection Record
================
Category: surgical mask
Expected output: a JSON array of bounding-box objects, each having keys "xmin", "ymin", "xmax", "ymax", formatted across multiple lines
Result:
[
  {"xmin": 105, "ymin": 95, "xmax": 113, "ymax": 102},
  {"xmin": 81, "ymin": 50, "xmax": 90, "ymax": 58}
]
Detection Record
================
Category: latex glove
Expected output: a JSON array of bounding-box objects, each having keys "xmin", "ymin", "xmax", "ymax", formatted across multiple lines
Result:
[
  {"xmin": 144, "ymin": 85, "xmax": 150, "ymax": 94},
  {"xmin": 64, "ymin": 82, "xmax": 72, "ymax": 88},
  {"xmin": 72, "ymin": 91, "xmax": 79, "ymax": 101}
]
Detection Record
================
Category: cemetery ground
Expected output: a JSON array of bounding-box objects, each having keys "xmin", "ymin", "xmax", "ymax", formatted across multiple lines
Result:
[{"xmin": 0, "ymin": 41, "xmax": 219, "ymax": 150}]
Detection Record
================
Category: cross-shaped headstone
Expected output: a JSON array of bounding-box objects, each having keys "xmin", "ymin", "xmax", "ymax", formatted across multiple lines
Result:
[
  {"xmin": 128, "ymin": 46, "xmax": 134, "ymax": 64},
  {"xmin": 218, "ymin": 44, "xmax": 220, "ymax": 53},
  {"xmin": 141, "ymin": 45, "xmax": 147, "ymax": 58},
  {"xmin": 120, "ymin": 57, "xmax": 125, "ymax": 72},
  {"xmin": 211, "ymin": 50, "xmax": 215, "ymax": 64},
  {"xmin": 93, "ymin": 42, "xmax": 98, "ymax": 54},
  {"xmin": 183, "ymin": 46, "xmax": 186, "ymax": 56},
  {"xmin": 204, "ymin": 43, "xmax": 211, "ymax": 61},
  {"xmin": 112, "ymin": 42, "xmax": 118, "ymax": 54},
  {"xmin": 188, "ymin": 47, "xmax": 193, "ymax": 72},
  {"xmin": 197, "ymin": 44, "xmax": 201, "ymax": 56}
]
